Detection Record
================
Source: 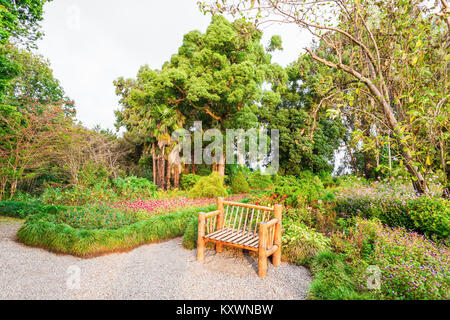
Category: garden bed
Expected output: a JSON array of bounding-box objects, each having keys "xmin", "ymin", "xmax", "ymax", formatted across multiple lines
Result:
[{"xmin": 17, "ymin": 205, "xmax": 217, "ymax": 257}]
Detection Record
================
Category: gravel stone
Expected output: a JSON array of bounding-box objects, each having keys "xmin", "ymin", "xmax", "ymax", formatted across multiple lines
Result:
[{"xmin": 0, "ymin": 220, "xmax": 311, "ymax": 300}]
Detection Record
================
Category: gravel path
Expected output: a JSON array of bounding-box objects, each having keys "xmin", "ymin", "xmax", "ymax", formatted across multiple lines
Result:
[{"xmin": 0, "ymin": 219, "xmax": 311, "ymax": 300}]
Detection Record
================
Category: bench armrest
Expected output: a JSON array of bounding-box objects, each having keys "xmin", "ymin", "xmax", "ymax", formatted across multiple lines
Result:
[
  {"xmin": 198, "ymin": 210, "xmax": 220, "ymax": 219},
  {"xmin": 259, "ymin": 218, "xmax": 279, "ymax": 228},
  {"xmin": 198, "ymin": 210, "xmax": 221, "ymax": 237},
  {"xmin": 259, "ymin": 218, "xmax": 281, "ymax": 250}
]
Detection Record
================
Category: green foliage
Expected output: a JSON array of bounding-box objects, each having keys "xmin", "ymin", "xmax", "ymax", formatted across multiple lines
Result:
[
  {"xmin": 0, "ymin": 200, "xmax": 65, "ymax": 218},
  {"xmin": 182, "ymin": 215, "xmax": 198, "ymax": 250},
  {"xmin": 0, "ymin": 0, "xmax": 49, "ymax": 105},
  {"xmin": 317, "ymin": 170, "xmax": 334, "ymax": 188},
  {"xmin": 51, "ymin": 205, "xmax": 142, "ymax": 230},
  {"xmin": 180, "ymin": 174, "xmax": 202, "ymax": 190},
  {"xmin": 308, "ymin": 251, "xmax": 370, "ymax": 300},
  {"xmin": 40, "ymin": 185, "xmax": 118, "ymax": 206},
  {"xmin": 333, "ymin": 196, "xmax": 450, "ymax": 239},
  {"xmin": 113, "ymin": 176, "xmax": 157, "ymax": 199},
  {"xmin": 269, "ymin": 173, "xmax": 325, "ymax": 207},
  {"xmin": 282, "ymin": 221, "xmax": 330, "ymax": 267},
  {"xmin": 78, "ymin": 161, "xmax": 111, "ymax": 188},
  {"xmin": 247, "ymin": 171, "xmax": 273, "ymax": 189},
  {"xmin": 260, "ymin": 59, "xmax": 345, "ymax": 176},
  {"xmin": 231, "ymin": 171, "xmax": 250, "ymax": 194},
  {"xmin": 17, "ymin": 204, "xmax": 217, "ymax": 257},
  {"xmin": 188, "ymin": 172, "xmax": 228, "ymax": 198}
]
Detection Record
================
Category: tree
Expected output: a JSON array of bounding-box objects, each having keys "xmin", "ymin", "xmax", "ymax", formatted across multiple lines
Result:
[
  {"xmin": 0, "ymin": 0, "xmax": 49, "ymax": 102},
  {"xmin": 115, "ymin": 15, "xmax": 284, "ymax": 185},
  {"xmin": 114, "ymin": 72, "xmax": 184, "ymax": 190},
  {"xmin": 2, "ymin": 44, "xmax": 75, "ymax": 116},
  {"xmin": 0, "ymin": 103, "xmax": 64, "ymax": 199},
  {"xmin": 155, "ymin": 15, "xmax": 284, "ymax": 176},
  {"xmin": 260, "ymin": 56, "xmax": 345, "ymax": 176},
  {"xmin": 204, "ymin": 0, "xmax": 449, "ymax": 194}
]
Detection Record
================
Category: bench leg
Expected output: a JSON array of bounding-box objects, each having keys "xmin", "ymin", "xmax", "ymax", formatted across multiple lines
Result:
[
  {"xmin": 216, "ymin": 243, "xmax": 223, "ymax": 253},
  {"xmin": 197, "ymin": 237, "xmax": 205, "ymax": 262},
  {"xmin": 272, "ymin": 246, "xmax": 281, "ymax": 266},
  {"xmin": 258, "ymin": 250, "xmax": 267, "ymax": 278},
  {"xmin": 197, "ymin": 214, "xmax": 205, "ymax": 262}
]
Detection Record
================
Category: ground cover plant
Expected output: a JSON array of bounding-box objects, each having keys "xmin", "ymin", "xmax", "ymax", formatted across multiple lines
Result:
[
  {"xmin": 16, "ymin": 193, "xmax": 249, "ymax": 256},
  {"xmin": 17, "ymin": 204, "xmax": 218, "ymax": 257},
  {"xmin": 247, "ymin": 172, "xmax": 450, "ymax": 300}
]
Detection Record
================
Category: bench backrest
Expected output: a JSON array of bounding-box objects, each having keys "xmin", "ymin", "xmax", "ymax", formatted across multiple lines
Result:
[{"xmin": 217, "ymin": 198, "xmax": 280, "ymax": 236}]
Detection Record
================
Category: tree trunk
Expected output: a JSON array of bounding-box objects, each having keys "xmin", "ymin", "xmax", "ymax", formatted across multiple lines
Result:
[
  {"xmin": 9, "ymin": 180, "xmax": 17, "ymax": 200},
  {"xmin": 191, "ymin": 150, "xmax": 196, "ymax": 174},
  {"xmin": 166, "ymin": 160, "xmax": 171, "ymax": 190},
  {"xmin": 218, "ymin": 151, "xmax": 225, "ymax": 177},
  {"xmin": 173, "ymin": 164, "xmax": 180, "ymax": 189},
  {"xmin": 152, "ymin": 145, "xmax": 156, "ymax": 185}
]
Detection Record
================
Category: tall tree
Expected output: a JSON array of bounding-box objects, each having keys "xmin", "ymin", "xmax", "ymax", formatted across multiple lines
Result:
[
  {"xmin": 260, "ymin": 57, "xmax": 345, "ymax": 176},
  {"xmin": 115, "ymin": 15, "xmax": 284, "ymax": 181},
  {"xmin": 204, "ymin": 0, "xmax": 449, "ymax": 194},
  {"xmin": 0, "ymin": 0, "xmax": 49, "ymax": 102}
]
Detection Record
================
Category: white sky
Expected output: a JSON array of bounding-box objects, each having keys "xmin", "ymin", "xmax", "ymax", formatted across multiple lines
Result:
[{"xmin": 36, "ymin": 0, "xmax": 313, "ymax": 131}]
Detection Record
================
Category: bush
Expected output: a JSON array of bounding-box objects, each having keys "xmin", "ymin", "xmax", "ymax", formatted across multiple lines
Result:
[
  {"xmin": 345, "ymin": 218, "xmax": 449, "ymax": 300},
  {"xmin": 113, "ymin": 176, "xmax": 157, "ymax": 198},
  {"xmin": 41, "ymin": 185, "xmax": 118, "ymax": 206},
  {"xmin": 188, "ymin": 172, "xmax": 228, "ymax": 198},
  {"xmin": 231, "ymin": 172, "xmax": 250, "ymax": 194},
  {"xmin": 333, "ymin": 195, "xmax": 450, "ymax": 239},
  {"xmin": 180, "ymin": 174, "xmax": 202, "ymax": 190},
  {"xmin": 266, "ymin": 173, "xmax": 325, "ymax": 207},
  {"xmin": 282, "ymin": 221, "xmax": 330, "ymax": 266},
  {"xmin": 0, "ymin": 201, "xmax": 66, "ymax": 219},
  {"xmin": 17, "ymin": 204, "xmax": 217, "ymax": 257},
  {"xmin": 248, "ymin": 171, "xmax": 273, "ymax": 189},
  {"xmin": 317, "ymin": 170, "xmax": 334, "ymax": 188}
]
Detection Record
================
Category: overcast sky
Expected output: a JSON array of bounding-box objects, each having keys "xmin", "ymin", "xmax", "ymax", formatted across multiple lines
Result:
[{"xmin": 36, "ymin": 0, "xmax": 313, "ymax": 131}]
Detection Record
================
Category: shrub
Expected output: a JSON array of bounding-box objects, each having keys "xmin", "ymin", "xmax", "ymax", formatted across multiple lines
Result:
[
  {"xmin": 231, "ymin": 172, "xmax": 250, "ymax": 194},
  {"xmin": 248, "ymin": 171, "xmax": 273, "ymax": 189},
  {"xmin": 266, "ymin": 173, "xmax": 325, "ymax": 207},
  {"xmin": 317, "ymin": 170, "xmax": 334, "ymax": 188},
  {"xmin": 113, "ymin": 176, "xmax": 157, "ymax": 199},
  {"xmin": 0, "ymin": 201, "xmax": 65, "ymax": 219},
  {"xmin": 347, "ymin": 218, "xmax": 449, "ymax": 300},
  {"xmin": 282, "ymin": 221, "xmax": 331, "ymax": 266},
  {"xmin": 41, "ymin": 185, "xmax": 118, "ymax": 206},
  {"xmin": 180, "ymin": 174, "xmax": 202, "ymax": 190},
  {"xmin": 333, "ymin": 195, "xmax": 450, "ymax": 239},
  {"xmin": 188, "ymin": 172, "xmax": 228, "ymax": 198}
]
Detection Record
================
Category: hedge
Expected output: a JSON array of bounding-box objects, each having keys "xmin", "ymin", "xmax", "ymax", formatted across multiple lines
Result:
[{"xmin": 333, "ymin": 196, "xmax": 450, "ymax": 239}]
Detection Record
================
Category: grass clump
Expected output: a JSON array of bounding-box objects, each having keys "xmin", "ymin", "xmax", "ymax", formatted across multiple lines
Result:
[
  {"xmin": 17, "ymin": 204, "xmax": 216, "ymax": 257},
  {"xmin": 282, "ymin": 221, "xmax": 330, "ymax": 267}
]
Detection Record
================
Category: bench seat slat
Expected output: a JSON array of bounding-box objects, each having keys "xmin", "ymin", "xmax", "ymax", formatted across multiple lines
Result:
[{"xmin": 205, "ymin": 228, "xmax": 259, "ymax": 248}]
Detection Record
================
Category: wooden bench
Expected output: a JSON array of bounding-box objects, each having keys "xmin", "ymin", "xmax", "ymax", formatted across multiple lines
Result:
[{"xmin": 197, "ymin": 197, "xmax": 282, "ymax": 278}]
